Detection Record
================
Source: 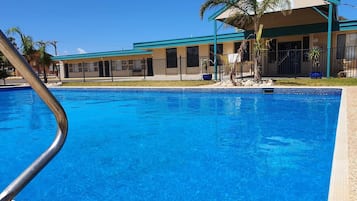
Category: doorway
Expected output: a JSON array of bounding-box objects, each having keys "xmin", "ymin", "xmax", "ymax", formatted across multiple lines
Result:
[
  {"xmin": 278, "ymin": 41, "xmax": 302, "ymax": 75},
  {"xmin": 147, "ymin": 58, "xmax": 153, "ymax": 76}
]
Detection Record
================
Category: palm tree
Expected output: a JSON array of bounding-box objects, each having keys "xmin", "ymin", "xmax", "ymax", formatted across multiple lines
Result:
[
  {"xmin": 49, "ymin": 40, "xmax": 58, "ymax": 56},
  {"xmin": 37, "ymin": 41, "xmax": 52, "ymax": 83},
  {"xmin": 200, "ymin": 0, "xmax": 291, "ymax": 82},
  {"xmin": 6, "ymin": 27, "xmax": 36, "ymax": 64}
]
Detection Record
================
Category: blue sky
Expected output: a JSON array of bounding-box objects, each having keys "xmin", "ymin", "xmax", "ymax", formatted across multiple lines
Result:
[{"xmin": 1, "ymin": 0, "xmax": 356, "ymax": 56}]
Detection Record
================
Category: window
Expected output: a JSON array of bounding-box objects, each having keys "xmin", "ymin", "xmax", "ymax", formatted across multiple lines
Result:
[
  {"xmin": 133, "ymin": 60, "xmax": 142, "ymax": 72},
  {"xmin": 187, "ymin": 46, "xmax": 199, "ymax": 67},
  {"xmin": 111, "ymin": 60, "xmax": 122, "ymax": 71},
  {"xmin": 210, "ymin": 44, "xmax": 223, "ymax": 66},
  {"xmin": 303, "ymin": 36, "xmax": 310, "ymax": 62},
  {"xmin": 121, "ymin": 60, "xmax": 133, "ymax": 70},
  {"xmin": 166, "ymin": 48, "xmax": 177, "ymax": 68},
  {"xmin": 122, "ymin": 60, "xmax": 128, "ymax": 70},
  {"xmin": 82, "ymin": 63, "xmax": 89, "ymax": 72},
  {"xmin": 234, "ymin": 42, "xmax": 250, "ymax": 61},
  {"xmin": 346, "ymin": 33, "xmax": 357, "ymax": 59},
  {"xmin": 128, "ymin": 60, "xmax": 133, "ymax": 70},
  {"xmin": 93, "ymin": 62, "xmax": 98, "ymax": 72},
  {"xmin": 68, "ymin": 64, "xmax": 73, "ymax": 72},
  {"xmin": 336, "ymin": 34, "xmax": 346, "ymax": 59},
  {"xmin": 268, "ymin": 39, "xmax": 277, "ymax": 63},
  {"xmin": 337, "ymin": 33, "xmax": 357, "ymax": 60},
  {"xmin": 77, "ymin": 63, "xmax": 82, "ymax": 72}
]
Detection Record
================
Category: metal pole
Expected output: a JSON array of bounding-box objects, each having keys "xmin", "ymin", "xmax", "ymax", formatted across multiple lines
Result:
[
  {"xmin": 179, "ymin": 56, "xmax": 182, "ymax": 81},
  {"xmin": 143, "ymin": 58, "xmax": 146, "ymax": 80},
  {"xmin": 82, "ymin": 62, "xmax": 86, "ymax": 82},
  {"xmin": 326, "ymin": 3, "xmax": 333, "ymax": 78},
  {"xmin": 110, "ymin": 60, "xmax": 114, "ymax": 82},
  {"xmin": 214, "ymin": 20, "xmax": 218, "ymax": 80},
  {"xmin": 0, "ymin": 30, "xmax": 68, "ymax": 201}
]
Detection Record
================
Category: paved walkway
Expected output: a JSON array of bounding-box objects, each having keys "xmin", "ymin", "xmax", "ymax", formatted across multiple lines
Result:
[{"xmin": 346, "ymin": 87, "xmax": 357, "ymax": 201}]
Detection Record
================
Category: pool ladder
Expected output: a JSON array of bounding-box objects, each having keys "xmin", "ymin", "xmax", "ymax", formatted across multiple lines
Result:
[{"xmin": 0, "ymin": 30, "xmax": 68, "ymax": 201}]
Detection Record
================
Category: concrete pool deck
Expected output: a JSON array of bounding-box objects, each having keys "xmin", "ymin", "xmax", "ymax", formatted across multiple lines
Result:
[
  {"xmin": 346, "ymin": 87, "xmax": 357, "ymax": 201},
  {"xmin": 324, "ymin": 87, "xmax": 356, "ymax": 201}
]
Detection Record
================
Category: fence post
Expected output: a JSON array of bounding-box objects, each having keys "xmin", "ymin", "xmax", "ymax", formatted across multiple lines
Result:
[
  {"xmin": 110, "ymin": 60, "xmax": 114, "ymax": 82},
  {"xmin": 82, "ymin": 62, "xmax": 86, "ymax": 82},
  {"xmin": 326, "ymin": 3, "xmax": 333, "ymax": 78},
  {"xmin": 179, "ymin": 56, "xmax": 182, "ymax": 81}
]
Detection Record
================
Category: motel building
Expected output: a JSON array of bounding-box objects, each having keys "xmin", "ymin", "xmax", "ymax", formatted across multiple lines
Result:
[{"xmin": 52, "ymin": 0, "xmax": 357, "ymax": 81}]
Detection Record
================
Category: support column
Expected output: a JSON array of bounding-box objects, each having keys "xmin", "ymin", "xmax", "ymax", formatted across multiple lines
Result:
[
  {"xmin": 59, "ymin": 61, "xmax": 65, "ymax": 80},
  {"xmin": 214, "ymin": 20, "xmax": 218, "ymax": 80},
  {"xmin": 327, "ymin": 3, "xmax": 333, "ymax": 78}
]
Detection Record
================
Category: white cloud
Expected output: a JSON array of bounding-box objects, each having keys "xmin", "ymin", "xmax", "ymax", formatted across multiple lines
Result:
[{"xmin": 77, "ymin": 48, "xmax": 87, "ymax": 54}]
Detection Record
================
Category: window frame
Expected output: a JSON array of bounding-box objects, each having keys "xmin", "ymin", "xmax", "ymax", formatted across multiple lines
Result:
[
  {"xmin": 186, "ymin": 46, "xmax": 199, "ymax": 67},
  {"xmin": 166, "ymin": 48, "xmax": 178, "ymax": 68}
]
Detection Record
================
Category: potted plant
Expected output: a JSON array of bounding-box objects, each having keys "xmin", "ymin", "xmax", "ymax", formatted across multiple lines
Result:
[
  {"xmin": 309, "ymin": 47, "xmax": 322, "ymax": 79},
  {"xmin": 202, "ymin": 59, "xmax": 212, "ymax": 80}
]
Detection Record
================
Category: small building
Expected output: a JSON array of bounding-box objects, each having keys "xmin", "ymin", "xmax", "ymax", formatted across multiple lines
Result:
[{"xmin": 52, "ymin": 0, "xmax": 357, "ymax": 80}]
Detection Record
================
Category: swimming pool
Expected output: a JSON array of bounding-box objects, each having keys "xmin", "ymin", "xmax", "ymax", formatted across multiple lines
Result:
[{"xmin": 0, "ymin": 88, "xmax": 341, "ymax": 201}]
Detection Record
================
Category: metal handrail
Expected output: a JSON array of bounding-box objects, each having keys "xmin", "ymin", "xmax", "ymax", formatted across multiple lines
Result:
[{"xmin": 0, "ymin": 30, "xmax": 68, "ymax": 201}]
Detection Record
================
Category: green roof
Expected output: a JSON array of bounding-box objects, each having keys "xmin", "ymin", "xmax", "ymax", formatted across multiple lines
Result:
[
  {"xmin": 339, "ymin": 20, "xmax": 357, "ymax": 31},
  {"xmin": 134, "ymin": 32, "xmax": 246, "ymax": 49},
  {"xmin": 328, "ymin": 0, "xmax": 340, "ymax": 5},
  {"xmin": 52, "ymin": 49, "xmax": 152, "ymax": 61}
]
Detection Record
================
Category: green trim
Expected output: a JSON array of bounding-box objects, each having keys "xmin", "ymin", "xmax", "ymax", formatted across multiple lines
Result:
[
  {"xmin": 312, "ymin": 6, "xmax": 328, "ymax": 20},
  {"xmin": 260, "ymin": 23, "xmax": 336, "ymax": 38},
  {"xmin": 134, "ymin": 32, "xmax": 246, "ymax": 49},
  {"xmin": 339, "ymin": 20, "xmax": 357, "ymax": 31},
  {"xmin": 52, "ymin": 49, "xmax": 152, "ymax": 61}
]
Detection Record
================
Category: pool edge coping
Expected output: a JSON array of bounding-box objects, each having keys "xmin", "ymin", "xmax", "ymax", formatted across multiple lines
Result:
[{"xmin": 329, "ymin": 87, "xmax": 349, "ymax": 201}]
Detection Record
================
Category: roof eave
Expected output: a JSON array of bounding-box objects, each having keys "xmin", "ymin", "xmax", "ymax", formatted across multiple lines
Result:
[
  {"xmin": 52, "ymin": 49, "xmax": 152, "ymax": 61},
  {"xmin": 133, "ymin": 32, "xmax": 246, "ymax": 49}
]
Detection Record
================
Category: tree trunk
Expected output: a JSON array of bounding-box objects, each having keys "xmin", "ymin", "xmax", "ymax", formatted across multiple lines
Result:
[
  {"xmin": 254, "ymin": 56, "xmax": 261, "ymax": 82},
  {"xmin": 230, "ymin": 61, "xmax": 237, "ymax": 86},
  {"xmin": 43, "ymin": 65, "xmax": 47, "ymax": 83},
  {"xmin": 253, "ymin": 18, "xmax": 261, "ymax": 82}
]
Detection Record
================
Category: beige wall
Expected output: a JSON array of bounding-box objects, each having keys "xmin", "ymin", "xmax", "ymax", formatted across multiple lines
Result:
[
  {"xmin": 62, "ymin": 29, "xmax": 357, "ymax": 79},
  {"xmin": 63, "ymin": 54, "xmax": 151, "ymax": 78},
  {"xmin": 152, "ymin": 49, "xmax": 166, "ymax": 75}
]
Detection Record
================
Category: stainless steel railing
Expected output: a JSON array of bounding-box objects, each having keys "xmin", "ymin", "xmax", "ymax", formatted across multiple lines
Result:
[{"xmin": 0, "ymin": 30, "xmax": 68, "ymax": 201}]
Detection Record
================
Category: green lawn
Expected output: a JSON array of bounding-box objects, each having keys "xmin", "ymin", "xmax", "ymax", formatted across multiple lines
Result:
[
  {"xmin": 274, "ymin": 78, "xmax": 357, "ymax": 86},
  {"xmin": 62, "ymin": 80, "xmax": 216, "ymax": 87}
]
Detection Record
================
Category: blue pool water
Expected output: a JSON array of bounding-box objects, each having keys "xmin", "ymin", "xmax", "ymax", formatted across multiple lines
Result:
[{"xmin": 0, "ymin": 88, "xmax": 341, "ymax": 201}]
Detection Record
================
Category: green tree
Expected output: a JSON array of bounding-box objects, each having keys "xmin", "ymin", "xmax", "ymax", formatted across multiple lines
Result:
[
  {"xmin": 0, "ymin": 50, "xmax": 10, "ymax": 85},
  {"xmin": 200, "ymin": 0, "xmax": 291, "ymax": 82},
  {"xmin": 0, "ymin": 69, "xmax": 9, "ymax": 85},
  {"xmin": 37, "ymin": 41, "xmax": 52, "ymax": 83}
]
